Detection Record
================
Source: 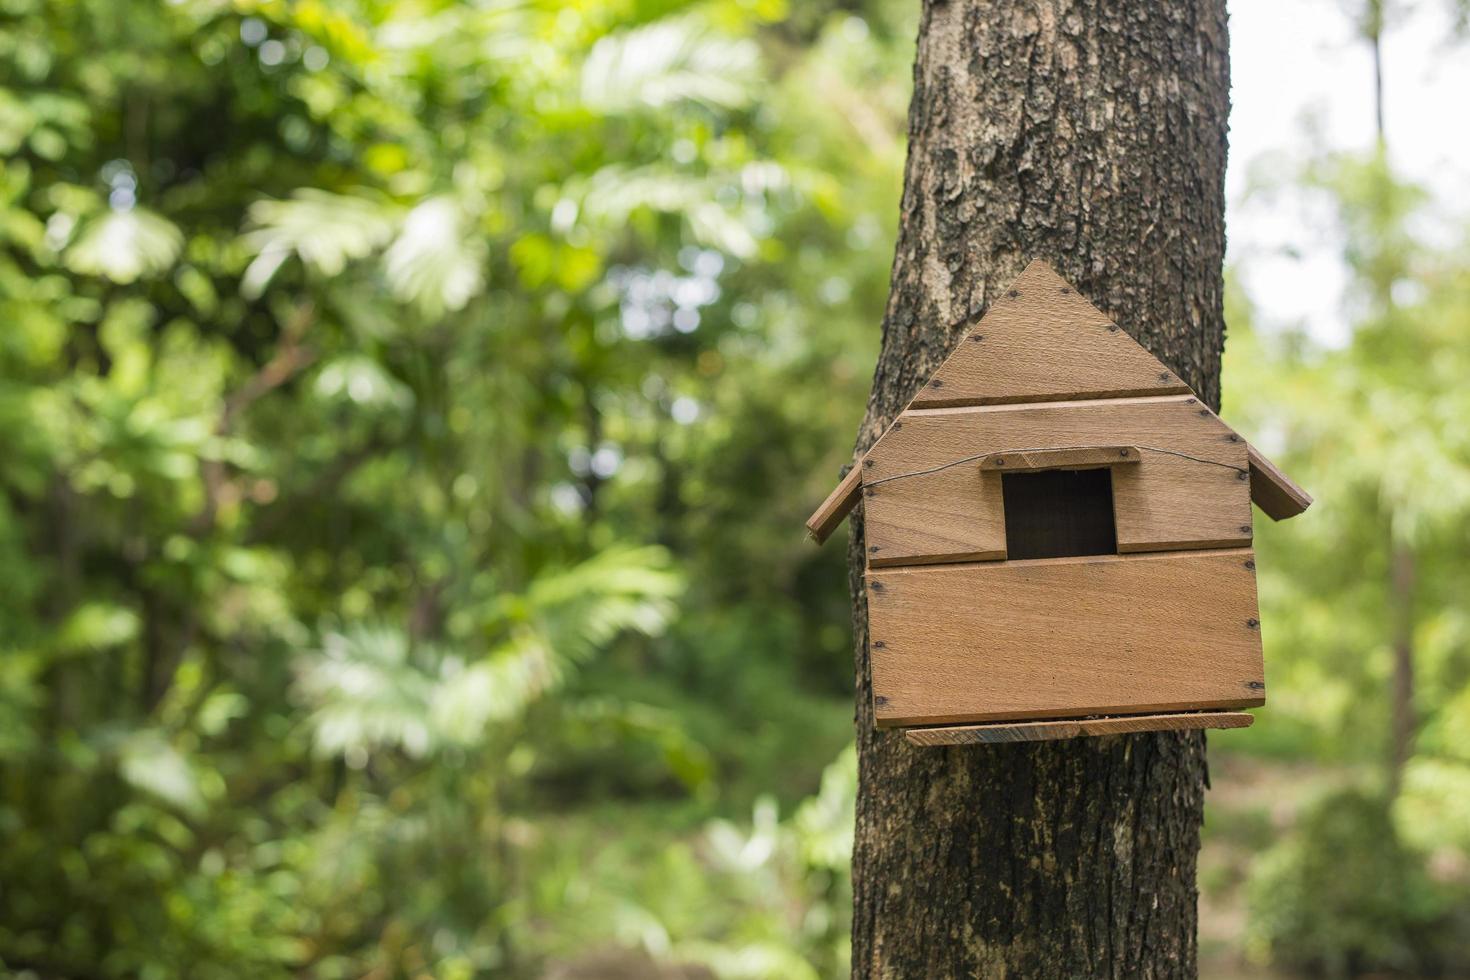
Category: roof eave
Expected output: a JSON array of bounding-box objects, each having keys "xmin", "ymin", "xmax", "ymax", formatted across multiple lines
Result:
[
  {"xmin": 1247, "ymin": 444, "xmax": 1313, "ymax": 521},
  {"xmin": 805, "ymin": 464, "xmax": 863, "ymax": 544}
]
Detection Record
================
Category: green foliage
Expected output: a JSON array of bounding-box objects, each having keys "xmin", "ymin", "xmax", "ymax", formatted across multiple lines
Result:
[
  {"xmin": 1226, "ymin": 100, "xmax": 1470, "ymax": 978},
  {"xmin": 1226, "ymin": 152, "xmax": 1470, "ymax": 777},
  {"xmin": 6, "ymin": 0, "xmax": 1468, "ymax": 973},
  {"xmin": 298, "ymin": 546, "xmax": 684, "ymax": 760},
  {"xmin": 0, "ymin": 0, "xmax": 911, "ymax": 975},
  {"xmin": 519, "ymin": 746, "xmax": 855, "ymax": 979},
  {"xmin": 1245, "ymin": 788, "xmax": 1463, "ymax": 976}
]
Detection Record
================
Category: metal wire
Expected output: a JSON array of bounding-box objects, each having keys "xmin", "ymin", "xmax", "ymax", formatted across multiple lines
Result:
[{"xmin": 863, "ymin": 444, "xmax": 1248, "ymax": 487}]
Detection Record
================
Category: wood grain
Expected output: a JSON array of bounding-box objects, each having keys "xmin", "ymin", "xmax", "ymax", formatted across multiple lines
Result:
[
  {"xmin": 979, "ymin": 445, "xmax": 1140, "ymax": 471},
  {"xmin": 1248, "ymin": 444, "xmax": 1312, "ymax": 521},
  {"xmin": 805, "ymin": 463, "xmax": 862, "ymax": 544},
  {"xmin": 904, "ymin": 711, "xmax": 1254, "ymax": 746},
  {"xmin": 908, "ymin": 261, "xmax": 1194, "ymax": 409},
  {"xmin": 864, "ymin": 395, "xmax": 1251, "ymax": 566},
  {"xmin": 867, "ymin": 549, "xmax": 1265, "ymax": 726}
]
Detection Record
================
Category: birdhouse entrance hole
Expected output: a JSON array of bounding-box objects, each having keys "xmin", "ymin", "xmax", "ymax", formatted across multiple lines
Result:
[{"xmin": 1001, "ymin": 468, "xmax": 1117, "ymax": 560}]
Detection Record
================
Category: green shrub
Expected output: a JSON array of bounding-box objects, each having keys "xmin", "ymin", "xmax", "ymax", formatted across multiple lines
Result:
[{"xmin": 1245, "ymin": 787, "xmax": 1456, "ymax": 977}]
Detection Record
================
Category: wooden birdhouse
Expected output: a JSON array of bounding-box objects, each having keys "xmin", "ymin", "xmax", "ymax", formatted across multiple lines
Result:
[{"xmin": 806, "ymin": 260, "xmax": 1311, "ymax": 746}]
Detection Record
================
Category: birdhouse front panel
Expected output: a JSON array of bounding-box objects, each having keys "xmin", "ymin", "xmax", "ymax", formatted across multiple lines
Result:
[{"xmin": 804, "ymin": 260, "xmax": 1312, "ymax": 745}]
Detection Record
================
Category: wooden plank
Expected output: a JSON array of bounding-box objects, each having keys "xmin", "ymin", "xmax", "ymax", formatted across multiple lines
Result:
[
  {"xmin": 1248, "ymin": 444, "xmax": 1312, "ymax": 521},
  {"xmin": 979, "ymin": 445, "xmax": 1140, "ymax": 471},
  {"xmin": 909, "ymin": 260, "xmax": 1193, "ymax": 409},
  {"xmin": 865, "ymin": 464, "xmax": 1008, "ymax": 567},
  {"xmin": 863, "ymin": 395, "xmax": 1251, "ymax": 566},
  {"xmin": 806, "ymin": 463, "xmax": 862, "ymax": 544},
  {"xmin": 904, "ymin": 711, "xmax": 1254, "ymax": 746},
  {"xmin": 867, "ymin": 549, "xmax": 1265, "ymax": 726}
]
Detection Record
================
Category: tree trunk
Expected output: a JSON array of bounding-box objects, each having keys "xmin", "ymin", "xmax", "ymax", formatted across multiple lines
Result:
[
  {"xmin": 847, "ymin": 2, "xmax": 1230, "ymax": 977},
  {"xmin": 1387, "ymin": 542, "xmax": 1415, "ymax": 797},
  {"xmin": 1362, "ymin": 2, "xmax": 1413, "ymax": 802}
]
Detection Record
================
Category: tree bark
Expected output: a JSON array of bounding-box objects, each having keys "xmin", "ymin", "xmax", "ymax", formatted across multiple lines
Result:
[{"xmin": 847, "ymin": 2, "xmax": 1230, "ymax": 977}]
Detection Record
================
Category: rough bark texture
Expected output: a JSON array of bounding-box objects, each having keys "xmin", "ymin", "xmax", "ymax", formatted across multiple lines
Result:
[{"xmin": 847, "ymin": 2, "xmax": 1230, "ymax": 978}]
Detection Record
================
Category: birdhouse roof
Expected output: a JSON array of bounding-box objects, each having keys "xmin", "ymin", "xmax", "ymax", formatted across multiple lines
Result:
[{"xmin": 806, "ymin": 260, "xmax": 1310, "ymax": 543}]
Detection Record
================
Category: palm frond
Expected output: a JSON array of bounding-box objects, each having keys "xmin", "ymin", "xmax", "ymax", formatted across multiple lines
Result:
[
  {"xmin": 297, "ymin": 627, "xmax": 437, "ymax": 759},
  {"xmin": 381, "ymin": 197, "xmax": 486, "ymax": 315},
  {"xmin": 581, "ymin": 17, "xmax": 759, "ymax": 113},
  {"xmin": 572, "ymin": 165, "xmax": 766, "ymax": 258},
  {"xmin": 241, "ymin": 190, "xmax": 398, "ymax": 297},
  {"xmin": 298, "ymin": 547, "xmax": 684, "ymax": 760},
  {"xmin": 519, "ymin": 545, "xmax": 683, "ymax": 665},
  {"xmin": 429, "ymin": 632, "xmax": 556, "ymax": 746},
  {"xmin": 65, "ymin": 208, "xmax": 182, "ymax": 283}
]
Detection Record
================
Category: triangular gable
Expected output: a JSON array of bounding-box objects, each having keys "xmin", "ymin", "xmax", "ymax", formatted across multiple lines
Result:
[
  {"xmin": 912, "ymin": 259, "xmax": 1191, "ymax": 408},
  {"xmin": 804, "ymin": 260, "xmax": 1311, "ymax": 543}
]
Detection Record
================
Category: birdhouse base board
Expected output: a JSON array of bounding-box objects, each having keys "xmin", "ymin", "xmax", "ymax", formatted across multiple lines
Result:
[{"xmin": 903, "ymin": 711, "xmax": 1254, "ymax": 746}]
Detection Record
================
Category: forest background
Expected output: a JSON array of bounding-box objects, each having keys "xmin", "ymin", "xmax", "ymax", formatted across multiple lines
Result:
[{"xmin": 2, "ymin": 0, "xmax": 1469, "ymax": 977}]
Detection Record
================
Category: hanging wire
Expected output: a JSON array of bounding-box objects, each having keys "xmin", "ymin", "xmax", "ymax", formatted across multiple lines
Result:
[{"xmin": 863, "ymin": 445, "xmax": 1249, "ymax": 487}]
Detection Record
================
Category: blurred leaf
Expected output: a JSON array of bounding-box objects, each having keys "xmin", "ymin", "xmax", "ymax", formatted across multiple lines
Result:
[
  {"xmin": 297, "ymin": 627, "xmax": 436, "ymax": 759},
  {"xmin": 118, "ymin": 731, "xmax": 205, "ymax": 817},
  {"xmin": 382, "ymin": 197, "xmax": 486, "ymax": 315},
  {"xmin": 301, "ymin": 546, "xmax": 683, "ymax": 760},
  {"xmin": 241, "ymin": 190, "xmax": 397, "ymax": 297},
  {"xmin": 54, "ymin": 602, "xmax": 140, "ymax": 655},
  {"xmin": 573, "ymin": 165, "xmax": 767, "ymax": 257},
  {"xmin": 65, "ymin": 209, "xmax": 182, "ymax": 283},
  {"xmin": 581, "ymin": 16, "xmax": 760, "ymax": 112},
  {"xmin": 313, "ymin": 354, "xmax": 413, "ymax": 410},
  {"xmin": 792, "ymin": 743, "xmax": 855, "ymax": 869}
]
